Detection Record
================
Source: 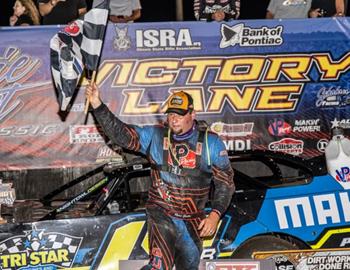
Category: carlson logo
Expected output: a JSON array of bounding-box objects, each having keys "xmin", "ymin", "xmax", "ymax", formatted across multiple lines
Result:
[
  {"xmin": 136, "ymin": 29, "xmax": 201, "ymax": 51},
  {"xmin": 268, "ymin": 118, "xmax": 292, "ymax": 136},
  {"xmin": 220, "ymin": 23, "xmax": 283, "ymax": 48},
  {"xmin": 268, "ymin": 138, "xmax": 304, "ymax": 155}
]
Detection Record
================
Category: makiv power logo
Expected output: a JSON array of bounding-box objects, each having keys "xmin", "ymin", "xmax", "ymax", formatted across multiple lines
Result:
[
  {"xmin": 0, "ymin": 229, "xmax": 82, "ymax": 269},
  {"xmin": 219, "ymin": 23, "xmax": 283, "ymax": 48}
]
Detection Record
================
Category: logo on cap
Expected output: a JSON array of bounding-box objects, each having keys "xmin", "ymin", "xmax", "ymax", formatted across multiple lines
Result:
[
  {"xmin": 165, "ymin": 91, "xmax": 193, "ymax": 115},
  {"xmin": 170, "ymin": 96, "xmax": 184, "ymax": 106}
]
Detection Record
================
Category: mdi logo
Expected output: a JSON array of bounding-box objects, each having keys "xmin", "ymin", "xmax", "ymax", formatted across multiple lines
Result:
[
  {"xmin": 220, "ymin": 23, "xmax": 283, "ymax": 48},
  {"xmin": 136, "ymin": 28, "xmax": 201, "ymax": 51}
]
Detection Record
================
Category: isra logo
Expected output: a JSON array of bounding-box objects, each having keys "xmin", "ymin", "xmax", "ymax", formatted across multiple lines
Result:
[{"xmin": 136, "ymin": 28, "xmax": 201, "ymax": 50}]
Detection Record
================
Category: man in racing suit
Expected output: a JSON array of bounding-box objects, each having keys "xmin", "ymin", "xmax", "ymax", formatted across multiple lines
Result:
[
  {"xmin": 194, "ymin": 0, "xmax": 240, "ymax": 21},
  {"xmin": 86, "ymin": 85, "xmax": 235, "ymax": 270}
]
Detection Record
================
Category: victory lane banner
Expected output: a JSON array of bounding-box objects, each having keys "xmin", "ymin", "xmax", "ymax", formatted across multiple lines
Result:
[
  {"xmin": 1, "ymin": 18, "xmax": 350, "ymax": 170},
  {"xmin": 253, "ymin": 247, "xmax": 350, "ymax": 270}
]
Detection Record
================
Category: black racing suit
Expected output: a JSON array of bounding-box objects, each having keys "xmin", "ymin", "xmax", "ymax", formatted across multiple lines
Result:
[
  {"xmin": 194, "ymin": 0, "xmax": 240, "ymax": 21},
  {"xmin": 93, "ymin": 104, "xmax": 235, "ymax": 270}
]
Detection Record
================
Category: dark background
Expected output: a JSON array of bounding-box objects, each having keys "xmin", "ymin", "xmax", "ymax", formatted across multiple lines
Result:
[{"xmin": 1, "ymin": 0, "xmax": 270, "ymax": 26}]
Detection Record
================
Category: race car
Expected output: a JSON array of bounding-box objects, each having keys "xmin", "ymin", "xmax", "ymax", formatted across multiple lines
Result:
[{"xmin": 0, "ymin": 150, "xmax": 349, "ymax": 270}]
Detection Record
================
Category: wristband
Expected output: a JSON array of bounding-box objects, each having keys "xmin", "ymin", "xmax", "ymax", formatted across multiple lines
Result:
[{"xmin": 210, "ymin": 209, "xmax": 221, "ymax": 218}]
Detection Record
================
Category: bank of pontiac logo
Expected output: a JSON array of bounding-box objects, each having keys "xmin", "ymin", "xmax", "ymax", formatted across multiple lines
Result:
[
  {"xmin": 220, "ymin": 23, "xmax": 283, "ymax": 48},
  {"xmin": 220, "ymin": 23, "xmax": 243, "ymax": 48}
]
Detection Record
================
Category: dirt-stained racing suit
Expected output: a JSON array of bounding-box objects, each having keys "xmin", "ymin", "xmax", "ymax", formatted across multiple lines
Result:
[{"xmin": 93, "ymin": 103, "xmax": 235, "ymax": 270}]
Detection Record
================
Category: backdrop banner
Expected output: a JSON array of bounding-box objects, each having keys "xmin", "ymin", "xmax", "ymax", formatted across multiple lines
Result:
[{"xmin": 1, "ymin": 18, "xmax": 350, "ymax": 170}]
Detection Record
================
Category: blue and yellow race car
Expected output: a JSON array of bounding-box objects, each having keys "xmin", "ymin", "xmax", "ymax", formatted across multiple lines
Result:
[{"xmin": 0, "ymin": 150, "xmax": 349, "ymax": 270}]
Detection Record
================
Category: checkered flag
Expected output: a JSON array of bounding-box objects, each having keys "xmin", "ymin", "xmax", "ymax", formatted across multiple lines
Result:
[{"xmin": 50, "ymin": 0, "xmax": 109, "ymax": 111}]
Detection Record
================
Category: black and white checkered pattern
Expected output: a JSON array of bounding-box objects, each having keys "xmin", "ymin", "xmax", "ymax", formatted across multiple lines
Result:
[
  {"xmin": 50, "ymin": 0, "xmax": 109, "ymax": 111},
  {"xmin": 46, "ymin": 233, "xmax": 82, "ymax": 267},
  {"xmin": 0, "ymin": 237, "xmax": 22, "ymax": 253}
]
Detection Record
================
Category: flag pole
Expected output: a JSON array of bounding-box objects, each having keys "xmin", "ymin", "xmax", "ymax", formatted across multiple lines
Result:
[{"xmin": 84, "ymin": 70, "xmax": 97, "ymax": 114}]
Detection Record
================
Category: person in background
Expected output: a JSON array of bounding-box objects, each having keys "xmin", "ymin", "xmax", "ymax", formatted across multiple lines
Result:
[
  {"xmin": 109, "ymin": 0, "xmax": 141, "ymax": 23},
  {"xmin": 38, "ymin": 0, "xmax": 87, "ymax": 25},
  {"xmin": 9, "ymin": 0, "xmax": 40, "ymax": 26},
  {"xmin": 85, "ymin": 85, "xmax": 235, "ymax": 270},
  {"xmin": 309, "ymin": 0, "xmax": 345, "ymax": 17},
  {"xmin": 194, "ymin": 0, "xmax": 240, "ymax": 21},
  {"xmin": 266, "ymin": 0, "xmax": 312, "ymax": 19}
]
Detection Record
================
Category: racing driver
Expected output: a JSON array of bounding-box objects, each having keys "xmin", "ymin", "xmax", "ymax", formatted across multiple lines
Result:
[{"xmin": 85, "ymin": 84, "xmax": 235, "ymax": 270}]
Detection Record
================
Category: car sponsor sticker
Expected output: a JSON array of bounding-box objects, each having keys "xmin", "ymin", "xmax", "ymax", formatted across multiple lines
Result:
[
  {"xmin": 268, "ymin": 138, "xmax": 304, "ymax": 155},
  {"xmin": 0, "ymin": 229, "xmax": 82, "ymax": 269}
]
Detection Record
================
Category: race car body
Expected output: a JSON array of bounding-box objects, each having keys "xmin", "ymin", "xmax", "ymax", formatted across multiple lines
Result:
[{"xmin": 0, "ymin": 150, "xmax": 349, "ymax": 270}]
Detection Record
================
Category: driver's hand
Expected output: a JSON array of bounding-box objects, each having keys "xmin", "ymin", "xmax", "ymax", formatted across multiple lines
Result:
[{"xmin": 85, "ymin": 83, "xmax": 102, "ymax": 109}]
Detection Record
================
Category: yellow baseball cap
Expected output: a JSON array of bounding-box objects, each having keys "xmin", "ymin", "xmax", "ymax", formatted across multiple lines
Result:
[{"xmin": 165, "ymin": 91, "xmax": 194, "ymax": 116}]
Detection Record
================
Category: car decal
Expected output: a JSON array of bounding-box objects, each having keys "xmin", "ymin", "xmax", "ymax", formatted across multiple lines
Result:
[
  {"xmin": 228, "ymin": 174, "xmax": 350, "ymax": 251},
  {"xmin": 99, "ymin": 221, "xmax": 147, "ymax": 267},
  {"xmin": 310, "ymin": 227, "xmax": 350, "ymax": 249},
  {"xmin": 90, "ymin": 213, "xmax": 146, "ymax": 270},
  {"xmin": 0, "ymin": 229, "xmax": 83, "ymax": 270}
]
